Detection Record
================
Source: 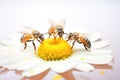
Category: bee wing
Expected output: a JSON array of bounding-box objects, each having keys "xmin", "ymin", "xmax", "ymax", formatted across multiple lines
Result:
[
  {"xmin": 17, "ymin": 31, "xmax": 30, "ymax": 34},
  {"xmin": 79, "ymin": 33, "xmax": 91, "ymax": 38},
  {"xmin": 17, "ymin": 25, "xmax": 35, "ymax": 34},
  {"xmin": 59, "ymin": 18, "xmax": 66, "ymax": 27},
  {"xmin": 48, "ymin": 19, "xmax": 56, "ymax": 26},
  {"xmin": 22, "ymin": 25, "xmax": 35, "ymax": 31}
]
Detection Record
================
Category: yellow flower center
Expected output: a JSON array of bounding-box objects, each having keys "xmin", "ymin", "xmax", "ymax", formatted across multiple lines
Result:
[{"xmin": 37, "ymin": 38, "xmax": 72, "ymax": 61}]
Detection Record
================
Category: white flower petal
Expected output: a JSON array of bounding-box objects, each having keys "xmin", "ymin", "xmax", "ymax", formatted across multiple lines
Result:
[
  {"xmin": 74, "ymin": 49, "xmax": 112, "ymax": 55},
  {"xmin": 8, "ymin": 33, "xmax": 21, "ymax": 41},
  {"xmin": 50, "ymin": 59, "xmax": 76, "ymax": 73},
  {"xmin": 90, "ymin": 50, "xmax": 113, "ymax": 55},
  {"xmin": 75, "ymin": 62, "xmax": 94, "ymax": 72},
  {"xmin": 0, "ymin": 46, "xmax": 35, "ymax": 69},
  {"xmin": 0, "ymin": 40, "xmax": 14, "ymax": 46},
  {"xmin": 0, "ymin": 41, "xmax": 23, "ymax": 52},
  {"xmin": 0, "ymin": 45, "xmax": 5, "ymax": 52},
  {"xmin": 0, "ymin": 33, "xmax": 21, "ymax": 46},
  {"xmin": 0, "ymin": 44, "xmax": 34, "ymax": 57},
  {"xmin": 90, "ymin": 32, "xmax": 102, "ymax": 42},
  {"xmin": 8, "ymin": 57, "xmax": 44, "ymax": 70},
  {"xmin": 91, "ymin": 41, "xmax": 110, "ymax": 49},
  {"xmin": 22, "ymin": 62, "xmax": 49, "ymax": 77},
  {"xmin": 0, "ymin": 48, "xmax": 30, "ymax": 60},
  {"xmin": 0, "ymin": 53, "xmax": 28, "ymax": 67},
  {"xmin": 70, "ymin": 50, "xmax": 113, "ymax": 64}
]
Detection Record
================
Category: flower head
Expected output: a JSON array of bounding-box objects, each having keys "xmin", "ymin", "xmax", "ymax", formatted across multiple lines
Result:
[
  {"xmin": 37, "ymin": 38, "xmax": 72, "ymax": 61},
  {"xmin": 0, "ymin": 24, "xmax": 113, "ymax": 80}
]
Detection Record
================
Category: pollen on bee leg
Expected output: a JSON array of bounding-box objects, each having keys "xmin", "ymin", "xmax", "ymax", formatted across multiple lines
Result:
[{"xmin": 36, "ymin": 38, "xmax": 73, "ymax": 61}]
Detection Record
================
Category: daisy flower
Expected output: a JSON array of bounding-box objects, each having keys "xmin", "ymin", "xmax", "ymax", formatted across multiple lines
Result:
[{"xmin": 0, "ymin": 26, "xmax": 113, "ymax": 80}]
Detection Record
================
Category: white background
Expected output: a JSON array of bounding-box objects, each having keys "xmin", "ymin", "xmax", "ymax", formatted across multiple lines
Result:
[{"xmin": 0, "ymin": 0, "xmax": 120, "ymax": 80}]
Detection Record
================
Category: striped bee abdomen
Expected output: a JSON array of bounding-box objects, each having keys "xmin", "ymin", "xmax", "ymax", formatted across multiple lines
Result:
[
  {"xmin": 82, "ymin": 37, "xmax": 91, "ymax": 50},
  {"xmin": 78, "ymin": 37, "xmax": 91, "ymax": 51}
]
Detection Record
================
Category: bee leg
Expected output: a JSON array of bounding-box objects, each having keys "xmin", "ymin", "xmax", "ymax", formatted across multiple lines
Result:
[
  {"xmin": 66, "ymin": 39, "xmax": 69, "ymax": 41},
  {"xmin": 83, "ymin": 44, "xmax": 90, "ymax": 51},
  {"xmin": 39, "ymin": 34, "xmax": 44, "ymax": 41},
  {"xmin": 65, "ymin": 36, "xmax": 67, "ymax": 40},
  {"xmin": 58, "ymin": 32, "xmax": 63, "ymax": 39},
  {"xmin": 37, "ymin": 39, "xmax": 42, "ymax": 44},
  {"xmin": 48, "ymin": 34, "xmax": 51, "ymax": 38},
  {"xmin": 66, "ymin": 39, "xmax": 72, "ymax": 43},
  {"xmin": 71, "ymin": 41, "xmax": 76, "ymax": 49},
  {"xmin": 24, "ymin": 42, "xmax": 27, "ymax": 50},
  {"xmin": 32, "ymin": 41, "xmax": 36, "ymax": 53},
  {"xmin": 53, "ymin": 33, "xmax": 57, "ymax": 39}
]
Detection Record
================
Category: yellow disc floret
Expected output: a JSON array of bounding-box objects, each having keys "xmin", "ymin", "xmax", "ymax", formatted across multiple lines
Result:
[{"xmin": 37, "ymin": 38, "xmax": 72, "ymax": 61}]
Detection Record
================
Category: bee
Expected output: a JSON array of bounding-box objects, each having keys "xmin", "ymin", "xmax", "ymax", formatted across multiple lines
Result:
[
  {"xmin": 19, "ymin": 26, "xmax": 44, "ymax": 52},
  {"xmin": 66, "ymin": 32, "xmax": 91, "ymax": 51},
  {"xmin": 47, "ymin": 19, "xmax": 66, "ymax": 39}
]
